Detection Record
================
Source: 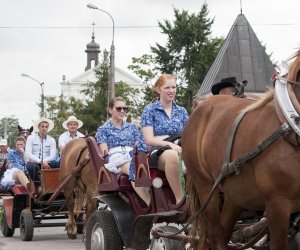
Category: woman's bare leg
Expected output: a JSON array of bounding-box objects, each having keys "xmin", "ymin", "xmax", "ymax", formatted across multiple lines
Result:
[
  {"xmin": 121, "ymin": 163, "xmax": 151, "ymax": 206},
  {"xmin": 13, "ymin": 170, "xmax": 30, "ymax": 189},
  {"xmin": 158, "ymin": 150, "xmax": 184, "ymax": 204}
]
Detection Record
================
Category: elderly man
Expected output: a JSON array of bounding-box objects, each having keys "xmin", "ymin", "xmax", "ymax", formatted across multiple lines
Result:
[
  {"xmin": 25, "ymin": 118, "xmax": 59, "ymax": 193},
  {"xmin": 58, "ymin": 116, "xmax": 84, "ymax": 152},
  {"xmin": 211, "ymin": 77, "xmax": 238, "ymax": 95}
]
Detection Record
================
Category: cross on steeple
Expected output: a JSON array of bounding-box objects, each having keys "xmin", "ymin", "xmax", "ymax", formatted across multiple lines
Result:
[{"xmin": 92, "ymin": 22, "xmax": 95, "ymax": 40}]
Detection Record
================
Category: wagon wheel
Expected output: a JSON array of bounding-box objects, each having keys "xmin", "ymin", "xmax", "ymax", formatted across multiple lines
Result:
[
  {"xmin": 19, "ymin": 209, "xmax": 34, "ymax": 241},
  {"xmin": 0, "ymin": 205, "xmax": 15, "ymax": 237},
  {"xmin": 150, "ymin": 226, "xmax": 181, "ymax": 250},
  {"xmin": 85, "ymin": 210, "xmax": 123, "ymax": 250}
]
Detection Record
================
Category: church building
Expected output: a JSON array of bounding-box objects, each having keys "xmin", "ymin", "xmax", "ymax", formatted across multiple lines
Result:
[{"xmin": 60, "ymin": 32, "xmax": 143, "ymax": 99}]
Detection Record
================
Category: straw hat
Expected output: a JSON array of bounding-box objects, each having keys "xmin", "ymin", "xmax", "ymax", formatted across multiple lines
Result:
[
  {"xmin": 0, "ymin": 139, "xmax": 7, "ymax": 146},
  {"xmin": 62, "ymin": 116, "xmax": 83, "ymax": 130},
  {"xmin": 33, "ymin": 117, "xmax": 54, "ymax": 132}
]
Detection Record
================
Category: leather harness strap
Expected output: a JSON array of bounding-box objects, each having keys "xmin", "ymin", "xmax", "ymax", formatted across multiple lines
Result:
[{"xmin": 221, "ymin": 122, "xmax": 291, "ymax": 178}]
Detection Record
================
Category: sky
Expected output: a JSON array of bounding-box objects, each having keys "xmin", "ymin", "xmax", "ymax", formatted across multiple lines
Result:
[{"xmin": 0, "ymin": 0, "xmax": 299, "ymax": 128}]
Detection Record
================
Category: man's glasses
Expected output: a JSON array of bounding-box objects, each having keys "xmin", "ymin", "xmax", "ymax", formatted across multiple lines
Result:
[{"xmin": 115, "ymin": 106, "xmax": 129, "ymax": 112}]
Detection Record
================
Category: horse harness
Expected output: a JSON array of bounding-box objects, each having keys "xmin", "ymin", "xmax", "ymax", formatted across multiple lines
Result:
[
  {"xmin": 165, "ymin": 78, "xmax": 299, "ymax": 240},
  {"xmin": 198, "ymin": 76, "xmax": 300, "ymax": 214}
]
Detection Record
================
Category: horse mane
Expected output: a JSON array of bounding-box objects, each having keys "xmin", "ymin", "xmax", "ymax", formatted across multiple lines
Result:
[
  {"xmin": 241, "ymin": 89, "xmax": 274, "ymax": 113},
  {"xmin": 287, "ymin": 48, "xmax": 300, "ymax": 82}
]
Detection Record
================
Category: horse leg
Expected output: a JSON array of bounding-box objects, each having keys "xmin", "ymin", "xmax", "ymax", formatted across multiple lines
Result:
[
  {"xmin": 196, "ymin": 182, "xmax": 229, "ymax": 250},
  {"xmin": 64, "ymin": 179, "xmax": 77, "ymax": 239},
  {"xmin": 220, "ymin": 198, "xmax": 243, "ymax": 243},
  {"xmin": 266, "ymin": 199, "xmax": 290, "ymax": 250}
]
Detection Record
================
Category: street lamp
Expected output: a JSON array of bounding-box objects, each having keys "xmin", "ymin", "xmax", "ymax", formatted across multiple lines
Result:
[
  {"xmin": 21, "ymin": 73, "xmax": 45, "ymax": 118},
  {"xmin": 87, "ymin": 3, "xmax": 115, "ymax": 102}
]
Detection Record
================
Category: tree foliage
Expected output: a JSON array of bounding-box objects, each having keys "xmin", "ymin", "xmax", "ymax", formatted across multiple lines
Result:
[
  {"xmin": 128, "ymin": 3, "xmax": 223, "ymax": 112},
  {"xmin": 0, "ymin": 117, "xmax": 19, "ymax": 148},
  {"xmin": 44, "ymin": 95, "xmax": 84, "ymax": 138},
  {"xmin": 44, "ymin": 59, "xmax": 144, "ymax": 137}
]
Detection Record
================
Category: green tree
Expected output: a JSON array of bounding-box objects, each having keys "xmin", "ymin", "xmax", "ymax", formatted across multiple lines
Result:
[
  {"xmin": 81, "ymin": 61, "xmax": 144, "ymax": 133},
  {"xmin": 80, "ymin": 61, "xmax": 110, "ymax": 134},
  {"xmin": 129, "ymin": 4, "xmax": 223, "ymax": 112},
  {"xmin": 44, "ymin": 95, "xmax": 84, "ymax": 138},
  {"xmin": 128, "ymin": 54, "xmax": 158, "ymax": 109},
  {"xmin": 0, "ymin": 117, "xmax": 19, "ymax": 148}
]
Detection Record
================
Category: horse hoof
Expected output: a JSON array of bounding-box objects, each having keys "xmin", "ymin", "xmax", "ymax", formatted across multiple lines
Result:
[{"xmin": 67, "ymin": 233, "xmax": 77, "ymax": 239}]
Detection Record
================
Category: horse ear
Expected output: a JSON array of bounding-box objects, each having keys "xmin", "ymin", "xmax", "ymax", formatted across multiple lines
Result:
[
  {"xmin": 18, "ymin": 125, "xmax": 22, "ymax": 132},
  {"xmin": 29, "ymin": 126, "xmax": 33, "ymax": 133}
]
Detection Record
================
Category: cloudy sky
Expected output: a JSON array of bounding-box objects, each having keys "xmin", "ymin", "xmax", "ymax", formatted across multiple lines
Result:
[{"xmin": 0, "ymin": 0, "xmax": 299, "ymax": 128}]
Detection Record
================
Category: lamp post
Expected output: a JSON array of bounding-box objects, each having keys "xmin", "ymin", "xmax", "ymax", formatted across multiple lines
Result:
[
  {"xmin": 87, "ymin": 3, "xmax": 115, "ymax": 102},
  {"xmin": 21, "ymin": 73, "xmax": 45, "ymax": 118}
]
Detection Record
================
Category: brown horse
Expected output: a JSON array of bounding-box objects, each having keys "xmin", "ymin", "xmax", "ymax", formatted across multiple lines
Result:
[
  {"xmin": 59, "ymin": 138, "xmax": 98, "ymax": 239},
  {"xmin": 182, "ymin": 49, "xmax": 300, "ymax": 250}
]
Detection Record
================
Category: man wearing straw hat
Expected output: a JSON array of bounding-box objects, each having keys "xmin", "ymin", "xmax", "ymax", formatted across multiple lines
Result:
[
  {"xmin": 25, "ymin": 117, "xmax": 59, "ymax": 194},
  {"xmin": 58, "ymin": 116, "xmax": 84, "ymax": 152}
]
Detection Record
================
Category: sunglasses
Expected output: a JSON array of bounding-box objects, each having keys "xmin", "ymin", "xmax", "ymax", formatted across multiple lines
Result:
[{"xmin": 115, "ymin": 106, "xmax": 129, "ymax": 112}]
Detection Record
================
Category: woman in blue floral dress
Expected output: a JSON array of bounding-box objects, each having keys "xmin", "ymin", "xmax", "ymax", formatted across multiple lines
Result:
[
  {"xmin": 96, "ymin": 97, "xmax": 150, "ymax": 207},
  {"xmin": 0, "ymin": 137, "xmax": 30, "ymax": 190},
  {"xmin": 141, "ymin": 74, "xmax": 189, "ymax": 210}
]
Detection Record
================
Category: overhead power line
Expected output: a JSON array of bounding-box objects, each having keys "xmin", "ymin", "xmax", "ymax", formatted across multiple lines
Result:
[{"xmin": 0, "ymin": 23, "xmax": 300, "ymax": 29}]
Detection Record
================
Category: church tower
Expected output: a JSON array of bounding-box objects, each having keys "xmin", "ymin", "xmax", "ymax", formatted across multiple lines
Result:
[{"xmin": 85, "ymin": 27, "xmax": 100, "ymax": 71}]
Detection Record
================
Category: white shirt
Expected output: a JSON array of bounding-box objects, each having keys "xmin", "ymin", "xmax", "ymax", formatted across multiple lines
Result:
[
  {"xmin": 58, "ymin": 131, "xmax": 84, "ymax": 148},
  {"xmin": 25, "ymin": 133, "xmax": 57, "ymax": 163}
]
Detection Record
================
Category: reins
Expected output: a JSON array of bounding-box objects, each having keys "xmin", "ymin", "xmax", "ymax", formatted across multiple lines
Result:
[
  {"xmin": 39, "ymin": 145, "xmax": 90, "ymax": 212},
  {"xmin": 275, "ymin": 75, "xmax": 300, "ymax": 86}
]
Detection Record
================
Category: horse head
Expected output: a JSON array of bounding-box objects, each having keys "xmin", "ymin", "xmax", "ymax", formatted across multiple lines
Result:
[{"xmin": 17, "ymin": 125, "xmax": 33, "ymax": 139}]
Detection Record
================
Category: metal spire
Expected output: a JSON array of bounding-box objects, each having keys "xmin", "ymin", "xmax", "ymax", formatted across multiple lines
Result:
[{"xmin": 240, "ymin": 0, "xmax": 243, "ymax": 14}]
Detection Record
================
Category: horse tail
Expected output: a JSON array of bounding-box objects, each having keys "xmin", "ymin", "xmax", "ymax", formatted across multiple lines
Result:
[
  {"xmin": 73, "ymin": 148, "xmax": 89, "ymax": 217},
  {"xmin": 242, "ymin": 88, "xmax": 274, "ymax": 113},
  {"xmin": 186, "ymin": 177, "xmax": 208, "ymax": 250},
  {"xmin": 73, "ymin": 179, "xmax": 86, "ymax": 216}
]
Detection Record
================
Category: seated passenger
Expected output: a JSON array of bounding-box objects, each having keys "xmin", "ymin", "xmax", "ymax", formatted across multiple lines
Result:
[
  {"xmin": 0, "ymin": 137, "xmax": 29, "ymax": 190},
  {"xmin": 96, "ymin": 97, "xmax": 150, "ymax": 207},
  {"xmin": 25, "ymin": 118, "xmax": 59, "ymax": 194},
  {"xmin": 0, "ymin": 139, "xmax": 9, "ymax": 169},
  {"xmin": 58, "ymin": 116, "xmax": 84, "ymax": 152},
  {"xmin": 141, "ymin": 74, "xmax": 189, "ymax": 210}
]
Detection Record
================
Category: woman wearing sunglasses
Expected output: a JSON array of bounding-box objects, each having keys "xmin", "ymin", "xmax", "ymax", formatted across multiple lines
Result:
[
  {"xmin": 96, "ymin": 97, "xmax": 150, "ymax": 207},
  {"xmin": 141, "ymin": 74, "xmax": 189, "ymax": 211}
]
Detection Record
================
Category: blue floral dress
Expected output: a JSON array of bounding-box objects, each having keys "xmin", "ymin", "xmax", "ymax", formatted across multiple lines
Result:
[
  {"xmin": 96, "ymin": 120, "xmax": 146, "ymax": 180},
  {"xmin": 141, "ymin": 100, "xmax": 189, "ymax": 136},
  {"xmin": 0, "ymin": 149, "xmax": 26, "ymax": 189}
]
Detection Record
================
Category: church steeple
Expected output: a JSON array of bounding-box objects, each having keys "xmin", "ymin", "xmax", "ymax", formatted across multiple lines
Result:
[{"xmin": 85, "ymin": 23, "xmax": 100, "ymax": 71}]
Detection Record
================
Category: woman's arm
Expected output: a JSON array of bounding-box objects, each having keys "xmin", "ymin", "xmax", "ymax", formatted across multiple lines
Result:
[
  {"xmin": 99, "ymin": 143, "xmax": 109, "ymax": 157},
  {"xmin": 142, "ymin": 127, "xmax": 172, "ymax": 147}
]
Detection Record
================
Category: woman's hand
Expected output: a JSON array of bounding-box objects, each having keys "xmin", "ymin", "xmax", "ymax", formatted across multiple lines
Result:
[
  {"xmin": 168, "ymin": 142, "xmax": 182, "ymax": 154},
  {"xmin": 18, "ymin": 147, "xmax": 25, "ymax": 155}
]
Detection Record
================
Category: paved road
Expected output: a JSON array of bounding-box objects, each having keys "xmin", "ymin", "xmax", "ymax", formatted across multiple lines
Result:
[{"xmin": 0, "ymin": 226, "xmax": 85, "ymax": 250}]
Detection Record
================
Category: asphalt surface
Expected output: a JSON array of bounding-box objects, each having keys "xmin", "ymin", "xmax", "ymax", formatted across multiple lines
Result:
[{"xmin": 0, "ymin": 226, "xmax": 85, "ymax": 250}]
